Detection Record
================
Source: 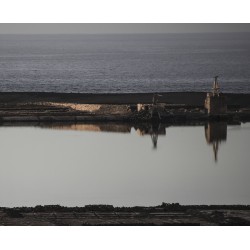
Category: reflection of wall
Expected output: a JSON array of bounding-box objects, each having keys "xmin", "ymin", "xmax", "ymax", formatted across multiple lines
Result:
[
  {"xmin": 205, "ymin": 122, "xmax": 227, "ymax": 162},
  {"xmin": 98, "ymin": 124, "xmax": 131, "ymax": 133},
  {"xmin": 44, "ymin": 123, "xmax": 131, "ymax": 133}
]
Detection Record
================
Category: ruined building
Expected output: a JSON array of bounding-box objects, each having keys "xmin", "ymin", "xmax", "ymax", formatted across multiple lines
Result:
[{"xmin": 204, "ymin": 76, "xmax": 227, "ymax": 115}]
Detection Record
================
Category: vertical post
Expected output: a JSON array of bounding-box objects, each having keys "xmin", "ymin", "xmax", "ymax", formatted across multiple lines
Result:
[{"xmin": 212, "ymin": 76, "xmax": 220, "ymax": 96}]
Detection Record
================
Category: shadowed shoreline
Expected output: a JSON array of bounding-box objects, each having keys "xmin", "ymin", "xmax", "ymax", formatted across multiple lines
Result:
[
  {"xmin": 0, "ymin": 92, "xmax": 250, "ymax": 123},
  {"xmin": 1, "ymin": 204, "xmax": 250, "ymax": 226},
  {"xmin": 1, "ymin": 92, "xmax": 250, "ymax": 107}
]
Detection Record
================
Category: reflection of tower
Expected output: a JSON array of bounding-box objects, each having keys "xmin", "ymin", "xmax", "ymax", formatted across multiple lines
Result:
[{"xmin": 205, "ymin": 122, "xmax": 227, "ymax": 162}]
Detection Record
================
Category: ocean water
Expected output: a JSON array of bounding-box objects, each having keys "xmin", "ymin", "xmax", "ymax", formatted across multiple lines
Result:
[{"xmin": 0, "ymin": 33, "xmax": 250, "ymax": 93}]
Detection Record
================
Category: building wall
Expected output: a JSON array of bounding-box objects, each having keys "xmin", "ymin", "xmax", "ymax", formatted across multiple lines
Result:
[{"xmin": 205, "ymin": 94, "xmax": 227, "ymax": 114}]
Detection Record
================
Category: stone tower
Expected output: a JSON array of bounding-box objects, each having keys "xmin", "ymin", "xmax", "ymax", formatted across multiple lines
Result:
[{"xmin": 204, "ymin": 76, "xmax": 227, "ymax": 115}]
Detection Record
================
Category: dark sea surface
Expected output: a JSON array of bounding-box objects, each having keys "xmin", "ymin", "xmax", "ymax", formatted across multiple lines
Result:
[{"xmin": 0, "ymin": 33, "xmax": 250, "ymax": 93}]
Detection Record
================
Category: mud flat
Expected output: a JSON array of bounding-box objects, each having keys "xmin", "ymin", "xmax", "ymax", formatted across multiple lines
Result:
[{"xmin": 1, "ymin": 204, "xmax": 250, "ymax": 226}]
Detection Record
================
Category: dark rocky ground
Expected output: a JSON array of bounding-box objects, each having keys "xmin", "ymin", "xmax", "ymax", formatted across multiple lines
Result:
[
  {"xmin": 0, "ymin": 94, "xmax": 250, "ymax": 123},
  {"xmin": 0, "ymin": 92, "xmax": 250, "ymax": 107},
  {"xmin": 1, "ymin": 204, "xmax": 250, "ymax": 226}
]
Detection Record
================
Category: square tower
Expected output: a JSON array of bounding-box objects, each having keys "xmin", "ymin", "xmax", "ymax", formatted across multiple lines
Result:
[{"xmin": 204, "ymin": 76, "xmax": 227, "ymax": 115}]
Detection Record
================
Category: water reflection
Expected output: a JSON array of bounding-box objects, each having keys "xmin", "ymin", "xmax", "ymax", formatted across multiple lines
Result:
[
  {"xmin": 44, "ymin": 123, "xmax": 131, "ymax": 133},
  {"xmin": 45, "ymin": 122, "xmax": 167, "ymax": 150},
  {"xmin": 205, "ymin": 122, "xmax": 227, "ymax": 162},
  {"xmin": 43, "ymin": 121, "xmax": 228, "ymax": 160},
  {"xmin": 0, "ymin": 121, "xmax": 249, "ymax": 207},
  {"xmin": 134, "ymin": 123, "xmax": 166, "ymax": 149}
]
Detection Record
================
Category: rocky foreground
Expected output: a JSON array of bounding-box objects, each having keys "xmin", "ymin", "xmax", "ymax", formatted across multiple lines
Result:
[{"xmin": 1, "ymin": 204, "xmax": 250, "ymax": 226}]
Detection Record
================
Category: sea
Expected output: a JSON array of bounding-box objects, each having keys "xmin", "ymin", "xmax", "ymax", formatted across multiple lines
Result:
[{"xmin": 0, "ymin": 33, "xmax": 250, "ymax": 93}]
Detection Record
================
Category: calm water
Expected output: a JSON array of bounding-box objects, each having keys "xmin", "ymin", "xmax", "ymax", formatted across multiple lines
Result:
[
  {"xmin": 0, "ymin": 122, "xmax": 249, "ymax": 207},
  {"xmin": 0, "ymin": 33, "xmax": 250, "ymax": 93}
]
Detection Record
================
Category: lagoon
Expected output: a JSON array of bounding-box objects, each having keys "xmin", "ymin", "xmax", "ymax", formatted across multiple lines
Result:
[{"xmin": 0, "ymin": 122, "xmax": 249, "ymax": 207}]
